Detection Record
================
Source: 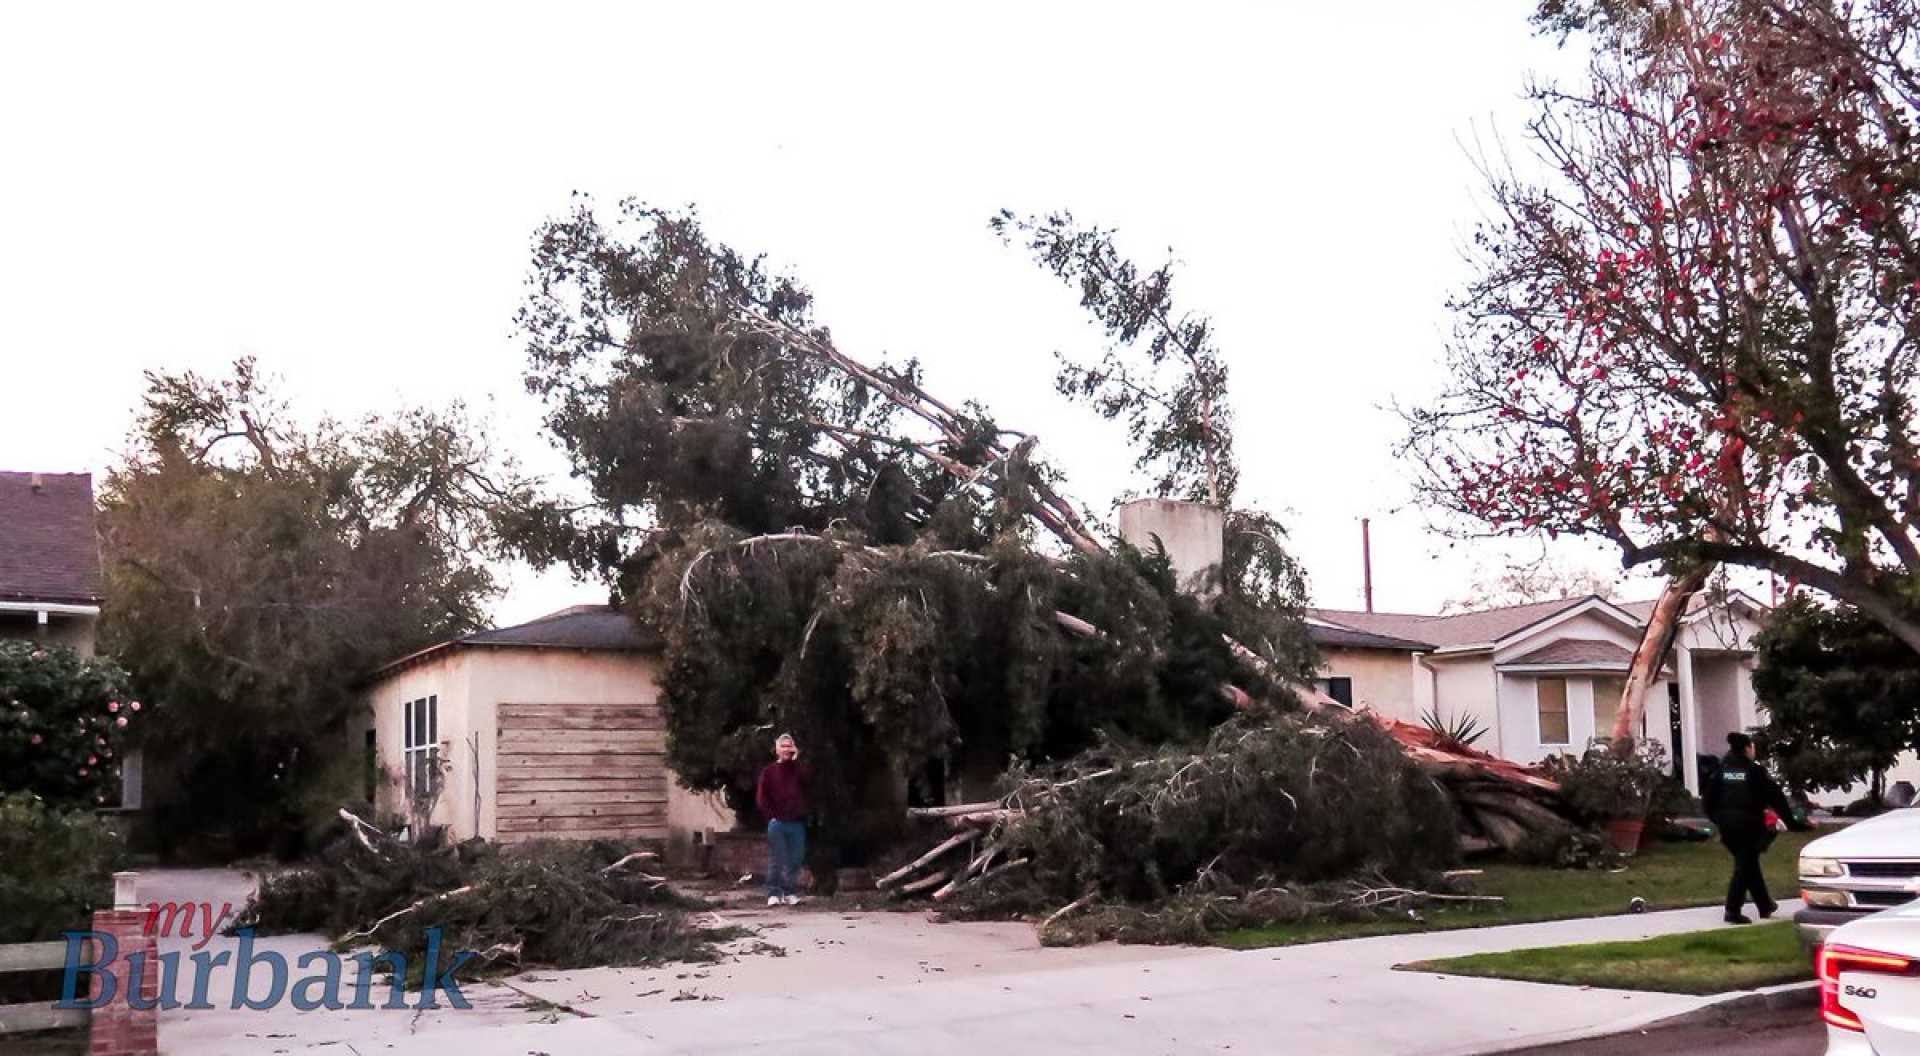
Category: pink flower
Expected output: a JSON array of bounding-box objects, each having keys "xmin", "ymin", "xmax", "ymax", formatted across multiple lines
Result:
[
  {"xmin": 107, "ymin": 702, "xmax": 119, "ymax": 713},
  {"xmin": 78, "ymin": 768, "xmax": 88, "ymax": 777},
  {"xmin": 29, "ymin": 734, "xmax": 41, "ymax": 745},
  {"xmin": 129, "ymin": 701, "xmax": 141, "ymax": 712},
  {"xmin": 115, "ymin": 717, "xmax": 128, "ymax": 729},
  {"xmin": 87, "ymin": 755, "xmax": 97, "ymax": 765}
]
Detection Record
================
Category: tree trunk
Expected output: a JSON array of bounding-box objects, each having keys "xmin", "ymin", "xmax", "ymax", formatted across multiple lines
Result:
[{"xmin": 1611, "ymin": 565, "xmax": 1712, "ymax": 745}]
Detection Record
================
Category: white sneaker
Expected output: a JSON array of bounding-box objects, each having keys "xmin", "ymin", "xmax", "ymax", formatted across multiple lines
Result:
[
  {"xmin": 783, "ymin": 895, "xmax": 802, "ymax": 906},
  {"xmin": 767, "ymin": 896, "xmax": 782, "ymax": 907}
]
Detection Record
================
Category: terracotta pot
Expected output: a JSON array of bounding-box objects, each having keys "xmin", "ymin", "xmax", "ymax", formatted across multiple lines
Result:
[{"xmin": 1604, "ymin": 818, "xmax": 1646, "ymax": 856}]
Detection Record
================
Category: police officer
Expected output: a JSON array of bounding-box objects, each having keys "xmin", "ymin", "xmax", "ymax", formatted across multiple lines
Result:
[{"xmin": 1702, "ymin": 731, "xmax": 1806, "ymax": 924}]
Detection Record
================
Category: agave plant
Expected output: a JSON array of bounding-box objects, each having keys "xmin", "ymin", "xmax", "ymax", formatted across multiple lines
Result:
[{"xmin": 1420, "ymin": 706, "xmax": 1489, "ymax": 752}]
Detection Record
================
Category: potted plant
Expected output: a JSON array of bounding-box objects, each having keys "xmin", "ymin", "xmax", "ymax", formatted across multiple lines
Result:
[{"xmin": 1545, "ymin": 739, "xmax": 1671, "ymax": 855}]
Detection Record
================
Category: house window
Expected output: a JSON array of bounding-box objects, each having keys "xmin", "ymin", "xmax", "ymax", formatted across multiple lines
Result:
[
  {"xmin": 403, "ymin": 695, "xmax": 439, "ymax": 800},
  {"xmin": 1315, "ymin": 677, "xmax": 1354, "ymax": 707},
  {"xmin": 1592, "ymin": 676, "xmax": 1644, "ymax": 738},
  {"xmin": 1537, "ymin": 678, "xmax": 1570, "ymax": 745}
]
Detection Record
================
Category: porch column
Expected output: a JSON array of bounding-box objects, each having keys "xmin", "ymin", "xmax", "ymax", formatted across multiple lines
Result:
[{"xmin": 1678, "ymin": 646, "xmax": 1701, "ymax": 794}]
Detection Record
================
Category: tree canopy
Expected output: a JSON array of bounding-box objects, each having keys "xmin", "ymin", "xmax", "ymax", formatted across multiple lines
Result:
[
  {"xmin": 1753, "ymin": 594, "xmax": 1920, "ymax": 794},
  {"xmin": 518, "ymin": 201, "xmax": 1316, "ymax": 854},
  {"xmin": 1405, "ymin": 0, "xmax": 1920, "ymax": 656},
  {"xmin": 100, "ymin": 360, "xmax": 542, "ymax": 854}
]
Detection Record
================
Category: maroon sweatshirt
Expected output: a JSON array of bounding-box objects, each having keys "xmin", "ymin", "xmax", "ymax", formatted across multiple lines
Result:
[{"xmin": 755, "ymin": 759, "xmax": 813, "ymax": 822}]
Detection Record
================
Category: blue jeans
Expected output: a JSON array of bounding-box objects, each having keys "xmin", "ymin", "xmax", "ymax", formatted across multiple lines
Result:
[{"xmin": 766, "ymin": 819, "xmax": 807, "ymax": 897}]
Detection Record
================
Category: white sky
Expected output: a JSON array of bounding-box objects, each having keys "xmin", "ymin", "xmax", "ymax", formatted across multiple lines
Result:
[{"xmin": 2, "ymin": 1, "xmax": 1707, "ymax": 626}]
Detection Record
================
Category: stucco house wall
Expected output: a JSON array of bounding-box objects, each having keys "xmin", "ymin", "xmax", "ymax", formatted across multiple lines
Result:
[
  {"xmin": 362, "ymin": 614, "xmax": 734, "ymax": 851},
  {"xmin": 1316, "ymin": 647, "xmax": 1420, "ymax": 721}
]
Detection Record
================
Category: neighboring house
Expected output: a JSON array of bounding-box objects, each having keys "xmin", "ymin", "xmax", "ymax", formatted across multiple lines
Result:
[
  {"xmin": 1310, "ymin": 592, "xmax": 1771, "ymax": 794},
  {"xmin": 0, "ymin": 471, "xmax": 104, "ymax": 655},
  {"xmin": 359, "ymin": 604, "xmax": 732, "ymax": 857}
]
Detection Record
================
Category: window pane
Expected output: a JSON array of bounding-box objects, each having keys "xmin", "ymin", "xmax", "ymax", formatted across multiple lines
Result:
[
  {"xmin": 427, "ymin": 696, "xmax": 437, "ymax": 744},
  {"xmin": 1593, "ymin": 677, "xmax": 1624, "ymax": 738},
  {"xmin": 1538, "ymin": 678, "xmax": 1569, "ymax": 745}
]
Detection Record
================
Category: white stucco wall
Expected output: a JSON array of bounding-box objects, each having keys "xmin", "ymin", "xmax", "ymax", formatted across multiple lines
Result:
[
  {"xmin": 363, "ymin": 647, "xmax": 735, "ymax": 844},
  {"xmin": 1317, "ymin": 647, "xmax": 1421, "ymax": 722}
]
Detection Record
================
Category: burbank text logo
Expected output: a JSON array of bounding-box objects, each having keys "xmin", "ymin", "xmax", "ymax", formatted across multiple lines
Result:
[{"xmin": 58, "ymin": 922, "xmax": 475, "ymax": 1011}]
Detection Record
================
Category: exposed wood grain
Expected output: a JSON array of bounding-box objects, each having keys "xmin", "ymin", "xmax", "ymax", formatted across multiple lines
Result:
[
  {"xmin": 499, "ymin": 753, "xmax": 663, "ymax": 770},
  {"xmin": 498, "ymin": 703, "xmax": 661, "ymax": 719},
  {"xmin": 0, "ymin": 1002, "xmax": 88, "ymax": 1033},
  {"xmin": 497, "ymin": 789, "xmax": 667, "ymax": 808},
  {"xmin": 497, "ymin": 777, "xmax": 662, "ymax": 793},
  {"xmin": 498, "ymin": 715, "xmax": 662, "ymax": 731},
  {"xmin": 497, "ymin": 814, "xmax": 667, "ymax": 833}
]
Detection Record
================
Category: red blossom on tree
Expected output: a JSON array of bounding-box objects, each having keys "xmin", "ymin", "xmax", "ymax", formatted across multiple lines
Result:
[{"xmin": 1408, "ymin": 0, "xmax": 1920, "ymax": 656}]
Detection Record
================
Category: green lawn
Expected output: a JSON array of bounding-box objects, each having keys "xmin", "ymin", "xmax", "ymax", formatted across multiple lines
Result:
[
  {"xmin": 1400, "ymin": 921, "xmax": 1812, "ymax": 994},
  {"xmin": 1217, "ymin": 830, "xmax": 1819, "ymax": 949}
]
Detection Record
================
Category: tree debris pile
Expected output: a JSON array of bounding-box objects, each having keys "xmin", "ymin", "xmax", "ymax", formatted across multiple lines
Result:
[
  {"xmin": 236, "ymin": 811, "xmax": 740, "ymax": 981},
  {"xmin": 883, "ymin": 716, "xmax": 1479, "ymax": 944}
]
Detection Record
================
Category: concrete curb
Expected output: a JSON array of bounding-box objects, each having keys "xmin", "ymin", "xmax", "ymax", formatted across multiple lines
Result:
[{"xmin": 1459, "ymin": 980, "xmax": 1818, "ymax": 1054}]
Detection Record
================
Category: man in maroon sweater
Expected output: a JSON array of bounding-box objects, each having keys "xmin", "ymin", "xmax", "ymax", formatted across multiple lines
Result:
[{"xmin": 755, "ymin": 733, "xmax": 812, "ymax": 906}]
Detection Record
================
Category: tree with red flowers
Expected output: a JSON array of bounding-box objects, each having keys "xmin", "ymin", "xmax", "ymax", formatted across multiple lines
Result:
[
  {"xmin": 0, "ymin": 641, "xmax": 140, "ymax": 809},
  {"xmin": 1406, "ymin": 0, "xmax": 1920, "ymax": 736}
]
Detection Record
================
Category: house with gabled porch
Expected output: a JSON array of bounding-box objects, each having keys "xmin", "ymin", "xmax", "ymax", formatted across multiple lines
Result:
[{"xmin": 1309, "ymin": 592, "xmax": 1771, "ymax": 794}]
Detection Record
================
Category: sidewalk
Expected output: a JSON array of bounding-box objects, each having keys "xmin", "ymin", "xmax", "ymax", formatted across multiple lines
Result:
[{"xmin": 334, "ymin": 900, "xmax": 1806, "ymax": 1056}]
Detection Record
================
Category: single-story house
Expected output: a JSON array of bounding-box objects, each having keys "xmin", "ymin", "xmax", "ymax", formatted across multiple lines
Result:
[
  {"xmin": 1310, "ymin": 592, "xmax": 1771, "ymax": 794},
  {"xmin": 358, "ymin": 604, "xmax": 732, "ymax": 856},
  {"xmin": 0, "ymin": 471, "xmax": 104, "ymax": 656}
]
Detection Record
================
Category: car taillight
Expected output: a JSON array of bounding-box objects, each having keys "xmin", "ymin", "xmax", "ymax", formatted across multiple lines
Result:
[{"xmin": 1819, "ymin": 943, "xmax": 1917, "ymax": 1032}]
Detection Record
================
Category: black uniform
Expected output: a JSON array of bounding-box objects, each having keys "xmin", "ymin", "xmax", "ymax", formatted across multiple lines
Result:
[{"xmin": 1701, "ymin": 749, "xmax": 1799, "ymax": 919}]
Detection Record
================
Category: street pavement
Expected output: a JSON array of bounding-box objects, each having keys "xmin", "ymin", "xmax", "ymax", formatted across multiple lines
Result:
[{"xmin": 140, "ymin": 869, "xmax": 1813, "ymax": 1056}]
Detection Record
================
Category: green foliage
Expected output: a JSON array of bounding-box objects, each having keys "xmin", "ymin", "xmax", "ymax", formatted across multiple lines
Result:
[
  {"xmin": 517, "ymin": 201, "xmax": 1322, "ymax": 857},
  {"xmin": 238, "ymin": 820, "xmax": 733, "ymax": 981},
  {"xmin": 0, "ymin": 642, "xmax": 140, "ymax": 809},
  {"xmin": 994, "ymin": 210, "xmax": 1237, "ymax": 505},
  {"xmin": 1420, "ymin": 706, "xmax": 1490, "ymax": 751},
  {"xmin": 100, "ymin": 360, "xmax": 538, "ymax": 857},
  {"xmin": 1753, "ymin": 596, "xmax": 1920, "ymax": 793},
  {"xmin": 1541, "ymin": 739, "xmax": 1670, "ymax": 823},
  {"xmin": 949, "ymin": 715, "xmax": 1460, "ymax": 941},
  {"xmin": 0, "ymin": 792, "xmax": 127, "ymax": 943}
]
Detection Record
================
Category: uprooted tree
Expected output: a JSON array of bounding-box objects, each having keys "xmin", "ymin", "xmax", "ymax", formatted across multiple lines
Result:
[
  {"xmin": 1404, "ymin": 0, "xmax": 1920, "ymax": 741},
  {"xmin": 517, "ymin": 202, "xmax": 1324, "ymax": 861}
]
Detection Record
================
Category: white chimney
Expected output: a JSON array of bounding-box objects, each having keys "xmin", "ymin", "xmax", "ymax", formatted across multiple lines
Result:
[{"xmin": 1117, "ymin": 498, "xmax": 1225, "ymax": 599}]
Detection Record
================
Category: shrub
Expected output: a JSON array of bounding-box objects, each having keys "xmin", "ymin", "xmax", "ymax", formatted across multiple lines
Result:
[
  {"xmin": 1541, "ymin": 739, "xmax": 1670, "ymax": 824},
  {"xmin": 0, "ymin": 641, "xmax": 142, "ymax": 809},
  {"xmin": 0, "ymin": 792, "xmax": 126, "ymax": 944}
]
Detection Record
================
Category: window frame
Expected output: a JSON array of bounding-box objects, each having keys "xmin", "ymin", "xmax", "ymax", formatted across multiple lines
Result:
[
  {"xmin": 402, "ymin": 694, "xmax": 440, "ymax": 801},
  {"xmin": 1535, "ymin": 677, "xmax": 1571, "ymax": 746}
]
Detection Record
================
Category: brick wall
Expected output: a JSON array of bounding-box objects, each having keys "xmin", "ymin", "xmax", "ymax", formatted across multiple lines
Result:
[{"xmin": 88, "ymin": 909, "xmax": 157, "ymax": 1056}]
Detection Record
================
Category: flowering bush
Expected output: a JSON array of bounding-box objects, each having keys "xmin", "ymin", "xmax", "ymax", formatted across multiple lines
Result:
[{"xmin": 0, "ymin": 641, "xmax": 141, "ymax": 809}]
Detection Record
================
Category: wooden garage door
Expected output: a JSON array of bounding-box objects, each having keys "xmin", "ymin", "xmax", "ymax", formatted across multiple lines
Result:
[{"xmin": 496, "ymin": 703, "xmax": 668, "ymax": 843}]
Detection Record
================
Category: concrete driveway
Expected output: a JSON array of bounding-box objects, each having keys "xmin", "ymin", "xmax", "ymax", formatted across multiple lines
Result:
[{"xmin": 139, "ymin": 869, "xmax": 1807, "ymax": 1056}]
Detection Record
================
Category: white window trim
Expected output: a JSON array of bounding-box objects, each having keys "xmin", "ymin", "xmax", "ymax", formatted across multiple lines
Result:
[
  {"xmin": 1535, "ymin": 677, "xmax": 1571, "ymax": 747},
  {"xmin": 403, "ymin": 694, "xmax": 440, "ymax": 799}
]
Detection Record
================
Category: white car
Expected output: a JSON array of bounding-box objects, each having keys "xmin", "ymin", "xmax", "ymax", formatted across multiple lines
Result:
[
  {"xmin": 1799, "ymin": 808, "xmax": 1920, "ymax": 945},
  {"xmin": 1821, "ymin": 897, "xmax": 1920, "ymax": 1054}
]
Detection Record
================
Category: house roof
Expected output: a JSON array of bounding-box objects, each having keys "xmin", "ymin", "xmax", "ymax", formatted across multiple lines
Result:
[
  {"xmin": 0, "ymin": 471, "xmax": 103, "ymax": 606},
  {"xmin": 1503, "ymin": 638, "xmax": 1635, "ymax": 667},
  {"xmin": 1310, "ymin": 596, "xmax": 1591, "ymax": 650},
  {"xmin": 1307, "ymin": 621, "xmax": 1436, "ymax": 652},
  {"xmin": 372, "ymin": 604, "xmax": 662, "ymax": 677}
]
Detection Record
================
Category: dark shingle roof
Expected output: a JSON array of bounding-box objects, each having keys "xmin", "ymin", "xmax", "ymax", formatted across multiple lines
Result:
[
  {"xmin": 0, "ymin": 472, "xmax": 103, "ymax": 605},
  {"xmin": 1504, "ymin": 638, "xmax": 1636, "ymax": 667},
  {"xmin": 1308, "ymin": 622, "xmax": 1435, "ymax": 652},
  {"xmin": 373, "ymin": 604, "xmax": 662, "ymax": 677},
  {"xmin": 463, "ymin": 605, "xmax": 661, "ymax": 651},
  {"xmin": 1311, "ymin": 596, "xmax": 1594, "ymax": 649}
]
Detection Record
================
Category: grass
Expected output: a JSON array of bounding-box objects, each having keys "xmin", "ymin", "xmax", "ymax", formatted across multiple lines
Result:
[
  {"xmin": 1217, "ymin": 830, "xmax": 1819, "ymax": 949},
  {"xmin": 1400, "ymin": 921, "xmax": 1812, "ymax": 994}
]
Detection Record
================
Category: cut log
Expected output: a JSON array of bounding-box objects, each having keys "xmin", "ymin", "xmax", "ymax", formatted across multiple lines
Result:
[
  {"xmin": 877, "ymin": 830, "xmax": 975, "ymax": 888},
  {"xmin": 1467, "ymin": 807, "xmax": 1531, "ymax": 852},
  {"xmin": 898, "ymin": 870, "xmax": 949, "ymax": 895}
]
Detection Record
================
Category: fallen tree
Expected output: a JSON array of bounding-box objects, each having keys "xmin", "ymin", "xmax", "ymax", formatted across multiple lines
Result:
[
  {"xmin": 875, "ymin": 716, "xmax": 1504, "ymax": 944},
  {"xmin": 235, "ymin": 811, "xmax": 741, "ymax": 982}
]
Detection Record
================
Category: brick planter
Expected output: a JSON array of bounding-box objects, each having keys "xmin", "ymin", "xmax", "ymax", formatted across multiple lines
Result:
[{"xmin": 704, "ymin": 830, "xmax": 768, "ymax": 879}]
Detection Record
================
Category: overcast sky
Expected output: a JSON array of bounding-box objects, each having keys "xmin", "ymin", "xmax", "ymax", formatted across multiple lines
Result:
[{"xmin": 2, "ymin": 2, "xmax": 1707, "ymax": 624}]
